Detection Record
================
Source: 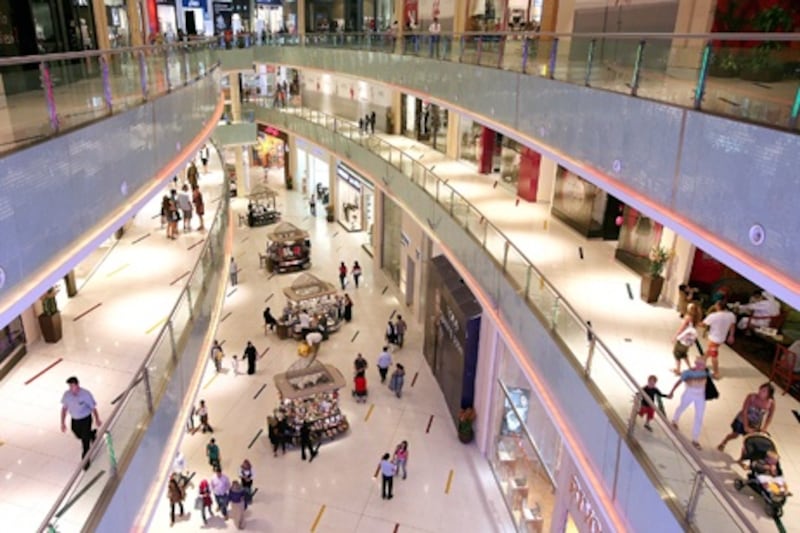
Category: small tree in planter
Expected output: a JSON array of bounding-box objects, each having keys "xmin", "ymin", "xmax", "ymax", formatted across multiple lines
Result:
[
  {"xmin": 457, "ymin": 407, "xmax": 476, "ymax": 444},
  {"xmin": 38, "ymin": 287, "xmax": 63, "ymax": 343},
  {"xmin": 641, "ymin": 246, "xmax": 670, "ymax": 304},
  {"xmin": 326, "ymin": 204, "xmax": 335, "ymax": 223}
]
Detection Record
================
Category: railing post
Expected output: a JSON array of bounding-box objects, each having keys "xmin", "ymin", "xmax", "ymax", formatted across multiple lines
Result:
[
  {"xmin": 449, "ymin": 189, "xmax": 455, "ymax": 215},
  {"xmin": 138, "ymin": 51, "xmax": 148, "ymax": 100},
  {"xmin": 142, "ymin": 367, "xmax": 155, "ymax": 414},
  {"xmin": 524, "ymin": 265, "xmax": 531, "ymax": 300},
  {"xmin": 630, "ymin": 40, "xmax": 646, "ymax": 97},
  {"xmin": 185, "ymin": 288, "xmax": 194, "ymax": 320},
  {"xmin": 550, "ymin": 295, "xmax": 560, "ymax": 329},
  {"xmin": 104, "ymin": 431, "xmax": 118, "ymax": 476},
  {"xmin": 476, "ymin": 36, "xmax": 483, "ymax": 64},
  {"xmin": 498, "ymin": 35, "xmax": 506, "ymax": 69},
  {"xmin": 502, "ymin": 240, "xmax": 510, "ymax": 272},
  {"xmin": 482, "ymin": 221, "xmax": 488, "ymax": 248},
  {"xmin": 693, "ymin": 42, "xmax": 712, "ymax": 110},
  {"xmin": 585, "ymin": 39, "xmax": 596, "ymax": 86},
  {"xmin": 164, "ymin": 46, "xmax": 172, "ymax": 91},
  {"xmin": 167, "ymin": 320, "xmax": 178, "ymax": 362},
  {"xmin": 459, "ymin": 35, "xmax": 465, "ymax": 63},
  {"xmin": 100, "ymin": 54, "xmax": 113, "ymax": 114},
  {"xmin": 627, "ymin": 391, "xmax": 641, "ymax": 438},
  {"xmin": 40, "ymin": 62, "xmax": 60, "ymax": 133},
  {"xmin": 585, "ymin": 337, "xmax": 596, "ymax": 377},
  {"xmin": 548, "ymin": 38, "xmax": 559, "ymax": 79},
  {"xmin": 183, "ymin": 46, "xmax": 190, "ymax": 85},
  {"xmin": 791, "ymin": 86, "xmax": 800, "ymax": 129},
  {"xmin": 521, "ymin": 37, "xmax": 530, "ymax": 74},
  {"xmin": 686, "ymin": 470, "xmax": 705, "ymax": 523}
]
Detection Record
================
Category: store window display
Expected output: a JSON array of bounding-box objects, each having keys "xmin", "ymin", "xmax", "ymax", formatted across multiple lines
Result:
[{"xmin": 489, "ymin": 340, "xmax": 562, "ymax": 532}]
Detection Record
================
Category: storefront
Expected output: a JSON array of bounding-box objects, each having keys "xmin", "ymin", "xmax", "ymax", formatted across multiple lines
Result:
[
  {"xmin": 486, "ymin": 332, "xmax": 615, "ymax": 533},
  {"xmin": 157, "ymin": 0, "xmax": 179, "ymax": 35},
  {"xmin": 296, "ymin": 140, "xmax": 330, "ymax": 202},
  {"xmin": 423, "ymin": 255, "xmax": 482, "ymax": 424},
  {"xmin": 381, "ymin": 194, "xmax": 402, "ymax": 284},
  {"xmin": 180, "ymin": 0, "xmax": 208, "ymax": 35},
  {"xmin": 253, "ymin": 123, "xmax": 290, "ymax": 184},
  {"xmin": 254, "ymin": 0, "xmax": 285, "ymax": 34},
  {"xmin": 335, "ymin": 163, "xmax": 375, "ymax": 247},
  {"xmin": 401, "ymin": 94, "xmax": 447, "ymax": 153},
  {"xmin": 551, "ymin": 166, "xmax": 622, "ymax": 241},
  {"xmin": 105, "ymin": 0, "xmax": 131, "ymax": 47}
]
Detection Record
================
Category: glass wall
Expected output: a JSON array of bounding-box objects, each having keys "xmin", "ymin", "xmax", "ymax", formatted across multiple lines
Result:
[
  {"xmin": 381, "ymin": 194, "xmax": 402, "ymax": 285},
  {"xmin": 489, "ymin": 338, "xmax": 563, "ymax": 532}
]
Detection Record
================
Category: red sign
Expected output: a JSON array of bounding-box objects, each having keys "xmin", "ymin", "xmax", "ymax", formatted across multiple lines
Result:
[{"xmin": 404, "ymin": 0, "xmax": 418, "ymax": 27}]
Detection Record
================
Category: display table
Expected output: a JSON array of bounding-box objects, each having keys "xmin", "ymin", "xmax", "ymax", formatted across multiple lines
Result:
[
  {"xmin": 277, "ymin": 273, "xmax": 344, "ymax": 340},
  {"xmin": 266, "ymin": 222, "xmax": 311, "ymax": 273},
  {"xmin": 247, "ymin": 186, "xmax": 281, "ymax": 227},
  {"xmin": 272, "ymin": 362, "xmax": 349, "ymax": 445}
]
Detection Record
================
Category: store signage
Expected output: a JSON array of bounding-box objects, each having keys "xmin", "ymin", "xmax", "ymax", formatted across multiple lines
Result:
[
  {"xmin": 438, "ymin": 300, "xmax": 463, "ymax": 357},
  {"xmin": 182, "ymin": 0, "xmax": 206, "ymax": 8},
  {"xmin": 255, "ymin": 0, "xmax": 283, "ymax": 5},
  {"xmin": 337, "ymin": 165, "xmax": 362, "ymax": 192},
  {"xmin": 568, "ymin": 475, "xmax": 603, "ymax": 533}
]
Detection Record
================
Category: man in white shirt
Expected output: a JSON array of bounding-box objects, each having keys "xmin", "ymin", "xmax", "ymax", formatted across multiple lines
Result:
[
  {"xmin": 210, "ymin": 466, "xmax": 231, "ymax": 518},
  {"xmin": 428, "ymin": 17, "xmax": 441, "ymax": 58},
  {"xmin": 377, "ymin": 346, "xmax": 392, "ymax": 383},
  {"xmin": 737, "ymin": 291, "xmax": 781, "ymax": 330},
  {"xmin": 177, "ymin": 184, "xmax": 193, "ymax": 232},
  {"xmin": 60, "ymin": 376, "xmax": 102, "ymax": 467},
  {"xmin": 702, "ymin": 301, "xmax": 736, "ymax": 378}
]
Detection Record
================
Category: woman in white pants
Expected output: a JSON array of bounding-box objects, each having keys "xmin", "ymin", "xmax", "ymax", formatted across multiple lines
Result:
[{"xmin": 668, "ymin": 359, "xmax": 710, "ymax": 450}]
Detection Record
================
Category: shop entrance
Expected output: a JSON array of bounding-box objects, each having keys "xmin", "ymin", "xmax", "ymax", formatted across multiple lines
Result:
[{"xmin": 401, "ymin": 94, "xmax": 447, "ymax": 153}]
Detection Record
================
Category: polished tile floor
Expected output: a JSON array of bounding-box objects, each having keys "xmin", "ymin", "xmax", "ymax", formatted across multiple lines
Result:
[
  {"xmin": 149, "ymin": 168, "xmax": 514, "ymax": 533},
  {"xmin": 0, "ymin": 158, "xmax": 223, "ymax": 531},
  {"xmin": 280, "ymin": 102, "xmax": 800, "ymax": 531}
]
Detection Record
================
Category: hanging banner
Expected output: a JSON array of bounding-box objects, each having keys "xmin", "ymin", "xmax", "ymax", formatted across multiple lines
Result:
[{"xmin": 404, "ymin": 0, "xmax": 419, "ymax": 27}]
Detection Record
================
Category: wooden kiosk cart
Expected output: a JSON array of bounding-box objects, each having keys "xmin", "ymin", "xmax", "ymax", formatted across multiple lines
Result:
[
  {"xmin": 275, "ymin": 273, "xmax": 343, "ymax": 340},
  {"xmin": 272, "ymin": 361, "xmax": 350, "ymax": 446},
  {"xmin": 246, "ymin": 185, "xmax": 281, "ymax": 227},
  {"xmin": 266, "ymin": 222, "xmax": 311, "ymax": 273}
]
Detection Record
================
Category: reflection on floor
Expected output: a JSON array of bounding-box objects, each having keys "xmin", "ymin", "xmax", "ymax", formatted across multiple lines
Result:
[
  {"xmin": 280, "ymin": 102, "xmax": 800, "ymax": 531},
  {"xmin": 150, "ymin": 169, "xmax": 514, "ymax": 533},
  {"xmin": 0, "ymin": 159, "xmax": 223, "ymax": 531}
]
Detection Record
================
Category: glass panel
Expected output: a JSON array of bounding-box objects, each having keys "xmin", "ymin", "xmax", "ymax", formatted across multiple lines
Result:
[
  {"xmin": 0, "ymin": 64, "xmax": 50, "ymax": 152},
  {"xmin": 107, "ymin": 374, "xmax": 152, "ymax": 460},
  {"xmin": 632, "ymin": 37, "xmax": 674, "ymax": 103},
  {"xmin": 147, "ymin": 331, "xmax": 176, "ymax": 389},
  {"xmin": 108, "ymin": 51, "xmax": 144, "ymax": 112},
  {"xmin": 483, "ymin": 224, "xmax": 506, "ymax": 268},
  {"xmin": 504, "ymin": 245, "xmax": 529, "ymax": 293},
  {"xmin": 694, "ymin": 478, "xmax": 750, "ymax": 532},
  {"xmin": 588, "ymin": 37, "xmax": 639, "ymax": 96},
  {"xmin": 587, "ymin": 342, "xmax": 636, "ymax": 424},
  {"xmin": 49, "ymin": 57, "xmax": 109, "ymax": 132},
  {"xmin": 170, "ymin": 291, "xmax": 193, "ymax": 347},
  {"xmin": 553, "ymin": 301, "xmax": 590, "ymax": 368}
]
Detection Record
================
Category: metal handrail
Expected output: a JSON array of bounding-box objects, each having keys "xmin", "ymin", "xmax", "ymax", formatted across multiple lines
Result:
[
  {"xmin": 270, "ymin": 104, "xmax": 758, "ymax": 531},
  {"xmin": 36, "ymin": 142, "xmax": 227, "ymax": 533},
  {"xmin": 0, "ymin": 38, "xmax": 218, "ymax": 67}
]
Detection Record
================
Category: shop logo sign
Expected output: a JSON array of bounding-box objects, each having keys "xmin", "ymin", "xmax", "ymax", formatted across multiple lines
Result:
[{"xmin": 569, "ymin": 475, "xmax": 603, "ymax": 533}]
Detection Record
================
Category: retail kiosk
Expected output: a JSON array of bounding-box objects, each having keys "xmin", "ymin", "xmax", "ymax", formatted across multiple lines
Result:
[
  {"xmin": 265, "ymin": 222, "xmax": 311, "ymax": 273},
  {"xmin": 276, "ymin": 273, "xmax": 343, "ymax": 340},
  {"xmin": 246, "ymin": 185, "xmax": 281, "ymax": 227},
  {"xmin": 272, "ymin": 361, "xmax": 350, "ymax": 445}
]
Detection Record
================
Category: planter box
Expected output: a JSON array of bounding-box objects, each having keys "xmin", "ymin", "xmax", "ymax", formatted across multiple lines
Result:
[{"xmin": 641, "ymin": 275, "xmax": 664, "ymax": 304}]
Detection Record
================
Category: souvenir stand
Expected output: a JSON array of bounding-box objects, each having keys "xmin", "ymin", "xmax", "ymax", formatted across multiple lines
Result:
[
  {"xmin": 272, "ymin": 361, "xmax": 350, "ymax": 446},
  {"xmin": 246, "ymin": 185, "xmax": 281, "ymax": 227},
  {"xmin": 266, "ymin": 222, "xmax": 311, "ymax": 273},
  {"xmin": 276, "ymin": 273, "xmax": 343, "ymax": 340}
]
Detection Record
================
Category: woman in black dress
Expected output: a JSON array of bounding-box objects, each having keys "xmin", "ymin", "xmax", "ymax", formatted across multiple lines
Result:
[{"xmin": 343, "ymin": 294, "xmax": 353, "ymax": 322}]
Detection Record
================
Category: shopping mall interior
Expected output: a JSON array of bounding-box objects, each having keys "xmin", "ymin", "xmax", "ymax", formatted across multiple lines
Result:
[{"xmin": 1, "ymin": 1, "xmax": 799, "ymax": 533}]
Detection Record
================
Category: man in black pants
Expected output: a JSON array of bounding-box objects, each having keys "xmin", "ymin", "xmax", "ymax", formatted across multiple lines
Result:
[
  {"xmin": 300, "ymin": 421, "xmax": 318, "ymax": 462},
  {"xmin": 60, "ymin": 376, "xmax": 102, "ymax": 468}
]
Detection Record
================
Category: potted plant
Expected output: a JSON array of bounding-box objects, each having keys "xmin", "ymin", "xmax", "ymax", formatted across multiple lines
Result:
[
  {"xmin": 641, "ymin": 245, "xmax": 670, "ymax": 304},
  {"xmin": 708, "ymin": 51, "xmax": 740, "ymax": 78},
  {"xmin": 457, "ymin": 407, "xmax": 476, "ymax": 444},
  {"xmin": 38, "ymin": 287, "xmax": 63, "ymax": 343},
  {"xmin": 325, "ymin": 204, "xmax": 335, "ymax": 223},
  {"xmin": 285, "ymin": 174, "xmax": 293, "ymax": 190},
  {"xmin": 740, "ymin": 5, "xmax": 794, "ymax": 82}
]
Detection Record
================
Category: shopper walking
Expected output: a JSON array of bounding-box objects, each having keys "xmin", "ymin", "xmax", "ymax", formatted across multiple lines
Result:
[
  {"xmin": 244, "ymin": 341, "xmax": 258, "ymax": 375},
  {"xmin": 352, "ymin": 261, "xmax": 362, "ymax": 288},
  {"xmin": 197, "ymin": 399, "xmax": 213, "ymax": 433},
  {"xmin": 177, "ymin": 184, "xmax": 193, "ymax": 232},
  {"xmin": 210, "ymin": 466, "xmax": 231, "ymax": 519},
  {"xmin": 206, "ymin": 438, "xmax": 221, "ymax": 469},
  {"xmin": 393, "ymin": 441, "xmax": 409, "ymax": 479},
  {"xmin": 160, "ymin": 195, "xmax": 171, "ymax": 229},
  {"xmin": 300, "ymin": 421, "xmax": 318, "ymax": 462},
  {"xmin": 263, "ymin": 306, "xmax": 278, "ymax": 334},
  {"xmin": 673, "ymin": 302, "xmax": 702, "ymax": 375},
  {"xmin": 229, "ymin": 257, "xmax": 239, "ymax": 286},
  {"xmin": 200, "ymin": 144, "xmax": 210, "ymax": 173},
  {"xmin": 192, "ymin": 185, "xmax": 205, "ymax": 231},
  {"xmin": 668, "ymin": 359, "xmax": 713, "ymax": 450},
  {"xmin": 370, "ymin": 111, "xmax": 376, "ymax": 134},
  {"xmin": 210, "ymin": 340, "xmax": 224, "ymax": 373},
  {"xmin": 354, "ymin": 353, "xmax": 368, "ymax": 374},
  {"xmin": 268, "ymin": 416, "xmax": 286, "ymax": 456},
  {"xmin": 385, "ymin": 320, "xmax": 398, "ymax": 346},
  {"xmin": 197, "ymin": 478, "xmax": 214, "ymax": 524},
  {"xmin": 343, "ymin": 294, "xmax": 353, "ymax": 322},
  {"xmin": 167, "ymin": 473, "xmax": 186, "ymax": 526},
  {"xmin": 187, "ymin": 161, "xmax": 199, "ymax": 190},
  {"xmin": 702, "ymin": 301, "xmax": 736, "ymax": 379},
  {"xmin": 239, "ymin": 459, "xmax": 254, "ymax": 509},
  {"xmin": 309, "ymin": 194, "xmax": 317, "ymax": 216},
  {"xmin": 380, "ymin": 453, "xmax": 397, "ymax": 499},
  {"xmin": 167, "ymin": 199, "xmax": 180, "ymax": 239},
  {"xmin": 228, "ymin": 481, "xmax": 246, "ymax": 529},
  {"xmin": 339, "ymin": 261, "xmax": 348, "ymax": 289},
  {"xmin": 395, "ymin": 315, "xmax": 407, "ymax": 348},
  {"xmin": 717, "ymin": 382, "xmax": 775, "ymax": 453},
  {"xmin": 231, "ymin": 355, "xmax": 240, "ymax": 376},
  {"xmin": 60, "ymin": 376, "xmax": 102, "ymax": 466},
  {"xmin": 377, "ymin": 346, "xmax": 392, "ymax": 384},
  {"xmin": 388, "ymin": 364, "xmax": 406, "ymax": 398}
]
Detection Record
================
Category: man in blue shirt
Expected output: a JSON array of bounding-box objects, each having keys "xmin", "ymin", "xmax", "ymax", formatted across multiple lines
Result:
[{"xmin": 60, "ymin": 376, "xmax": 102, "ymax": 467}]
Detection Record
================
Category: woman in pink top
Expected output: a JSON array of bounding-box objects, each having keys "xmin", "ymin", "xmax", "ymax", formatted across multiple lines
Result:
[{"xmin": 393, "ymin": 441, "xmax": 409, "ymax": 480}]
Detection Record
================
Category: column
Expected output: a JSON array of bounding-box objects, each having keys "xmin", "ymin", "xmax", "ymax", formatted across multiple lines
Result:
[
  {"xmin": 661, "ymin": 229, "xmax": 696, "ymax": 308},
  {"xmin": 516, "ymin": 147, "xmax": 541, "ymax": 202},
  {"xmin": 230, "ymin": 73, "xmax": 242, "ymax": 121},
  {"xmin": 477, "ymin": 127, "xmax": 495, "ymax": 174},
  {"xmin": 235, "ymin": 146, "xmax": 249, "ymax": 196},
  {"xmin": 128, "ymin": 0, "xmax": 144, "ymax": 46},
  {"xmin": 537, "ymin": 155, "xmax": 558, "ymax": 204},
  {"xmin": 287, "ymin": 135, "xmax": 298, "ymax": 185},
  {"xmin": 297, "ymin": 0, "xmax": 306, "ymax": 36},
  {"xmin": 92, "ymin": 0, "xmax": 112, "ymax": 50},
  {"xmin": 667, "ymin": 0, "xmax": 716, "ymax": 79},
  {"xmin": 394, "ymin": 0, "xmax": 405, "ymax": 53},
  {"xmin": 390, "ymin": 91, "xmax": 402, "ymax": 135},
  {"xmin": 450, "ymin": 0, "xmax": 467, "ymax": 61},
  {"xmin": 445, "ymin": 113, "xmax": 460, "ymax": 160}
]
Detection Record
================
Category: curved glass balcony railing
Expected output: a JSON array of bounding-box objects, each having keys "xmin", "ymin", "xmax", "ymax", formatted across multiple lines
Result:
[
  {"xmin": 257, "ymin": 102, "xmax": 758, "ymax": 532},
  {"xmin": 0, "ymin": 40, "xmax": 218, "ymax": 155},
  {"xmin": 235, "ymin": 31, "xmax": 799, "ymax": 131}
]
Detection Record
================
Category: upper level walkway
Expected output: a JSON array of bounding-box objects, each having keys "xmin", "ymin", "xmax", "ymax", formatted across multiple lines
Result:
[
  {"xmin": 221, "ymin": 34, "xmax": 800, "ymax": 312},
  {"xmin": 256, "ymin": 102, "xmax": 799, "ymax": 532}
]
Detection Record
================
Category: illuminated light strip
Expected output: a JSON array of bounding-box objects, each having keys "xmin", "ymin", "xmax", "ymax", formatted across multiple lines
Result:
[
  {"xmin": 444, "ymin": 469, "xmax": 454, "ymax": 494},
  {"xmin": 259, "ymin": 124, "xmax": 632, "ymax": 532},
  {"xmin": 270, "ymin": 64, "xmax": 800, "ymax": 305},
  {"xmin": 310, "ymin": 504, "xmax": 326, "ymax": 532},
  {"xmin": 145, "ymin": 317, "xmax": 167, "ymax": 335},
  {"xmin": 364, "ymin": 404, "xmax": 375, "ymax": 422}
]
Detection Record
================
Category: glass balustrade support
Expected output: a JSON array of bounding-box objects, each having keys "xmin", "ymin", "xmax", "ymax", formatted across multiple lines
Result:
[
  {"xmin": 100, "ymin": 55, "xmax": 113, "ymax": 113},
  {"xmin": 521, "ymin": 38, "xmax": 530, "ymax": 74},
  {"xmin": 548, "ymin": 38, "xmax": 558, "ymax": 79},
  {"xmin": 477, "ymin": 37, "xmax": 483, "ymax": 65},
  {"xmin": 791, "ymin": 86, "xmax": 800, "ymax": 129},
  {"xmin": 142, "ymin": 368, "xmax": 154, "ymax": 414},
  {"xmin": 550, "ymin": 295, "xmax": 560, "ymax": 330},
  {"xmin": 502, "ymin": 240, "xmax": 510, "ymax": 272},
  {"xmin": 630, "ymin": 40, "xmax": 646, "ymax": 97},
  {"xmin": 585, "ymin": 39, "xmax": 596, "ymax": 87},
  {"xmin": 458, "ymin": 35, "xmax": 465, "ymax": 63},
  {"xmin": 40, "ymin": 62, "xmax": 59, "ymax": 133},
  {"xmin": 167, "ymin": 320, "xmax": 178, "ymax": 362},
  {"xmin": 626, "ymin": 392, "xmax": 640, "ymax": 439},
  {"xmin": 585, "ymin": 337, "xmax": 596, "ymax": 377},
  {"xmin": 186, "ymin": 288, "xmax": 194, "ymax": 319},
  {"xmin": 687, "ymin": 471, "xmax": 705, "ymax": 523},
  {"xmin": 694, "ymin": 42, "xmax": 712, "ymax": 110},
  {"xmin": 138, "ymin": 51, "xmax": 148, "ymax": 100}
]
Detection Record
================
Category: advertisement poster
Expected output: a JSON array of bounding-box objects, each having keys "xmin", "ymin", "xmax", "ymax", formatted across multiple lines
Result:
[{"xmin": 404, "ymin": 0, "xmax": 418, "ymax": 27}]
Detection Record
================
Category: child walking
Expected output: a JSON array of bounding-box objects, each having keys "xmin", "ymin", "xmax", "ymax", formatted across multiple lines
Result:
[{"xmin": 639, "ymin": 375, "xmax": 667, "ymax": 432}]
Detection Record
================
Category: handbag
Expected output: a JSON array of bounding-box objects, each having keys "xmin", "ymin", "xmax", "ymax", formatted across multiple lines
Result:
[
  {"xmin": 705, "ymin": 373, "xmax": 720, "ymax": 401},
  {"xmin": 194, "ymin": 495, "xmax": 204, "ymax": 510}
]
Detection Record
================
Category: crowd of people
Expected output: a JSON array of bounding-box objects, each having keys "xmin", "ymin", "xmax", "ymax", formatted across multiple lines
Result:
[{"xmin": 161, "ymin": 149, "xmax": 210, "ymax": 240}]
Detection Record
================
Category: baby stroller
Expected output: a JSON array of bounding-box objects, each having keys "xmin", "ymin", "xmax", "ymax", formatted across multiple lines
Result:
[{"xmin": 733, "ymin": 433, "xmax": 788, "ymax": 518}]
